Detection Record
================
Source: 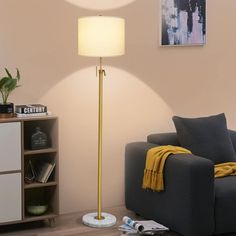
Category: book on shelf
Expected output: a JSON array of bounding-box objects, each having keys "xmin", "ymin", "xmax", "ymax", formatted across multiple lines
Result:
[
  {"xmin": 15, "ymin": 104, "xmax": 47, "ymax": 114},
  {"xmin": 35, "ymin": 160, "xmax": 56, "ymax": 183},
  {"xmin": 16, "ymin": 112, "xmax": 48, "ymax": 118}
]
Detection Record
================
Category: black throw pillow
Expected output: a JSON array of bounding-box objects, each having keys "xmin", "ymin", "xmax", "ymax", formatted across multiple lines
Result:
[{"xmin": 172, "ymin": 113, "xmax": 236, "ymax": 164}]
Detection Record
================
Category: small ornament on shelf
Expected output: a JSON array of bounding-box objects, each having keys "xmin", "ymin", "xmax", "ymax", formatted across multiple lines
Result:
[
  {"xmin": 30, "ymin": 127, "xmax": 48, "ymax": 150},
  {"xmin": 24, "ymin": 160, "xmax": 36, "ymax": 184}
]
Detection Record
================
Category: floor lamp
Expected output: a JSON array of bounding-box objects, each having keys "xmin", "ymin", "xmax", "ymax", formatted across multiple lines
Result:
[{"xmin": 78, "ymin": 16, "xmax": 125, "ymax": 227}]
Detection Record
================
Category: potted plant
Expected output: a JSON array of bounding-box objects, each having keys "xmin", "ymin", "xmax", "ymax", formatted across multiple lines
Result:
[{"xmin": 0, "ymin": 68, "xmax": 20, "ymax": 118}]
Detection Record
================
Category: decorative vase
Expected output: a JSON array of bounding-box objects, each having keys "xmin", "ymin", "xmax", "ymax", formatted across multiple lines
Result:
[
  {"xmin": 0, "ymin": 103, "xmax": 14, "ymax": 118},
  {"xmin": 30, "ymin": 127, "xmax": 48, "ymax": 150}
]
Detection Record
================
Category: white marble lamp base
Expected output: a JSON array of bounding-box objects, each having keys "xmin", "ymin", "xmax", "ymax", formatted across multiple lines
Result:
[{"xmin": 82, "ymin": 212, "xmax": 116, "ymax": 228}]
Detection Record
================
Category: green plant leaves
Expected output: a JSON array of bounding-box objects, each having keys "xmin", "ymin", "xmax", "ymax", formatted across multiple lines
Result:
[
  {"xmin": 4, "ymin": 68, "xmax": 13, "ymax": 79},
  {"xmin": 0, "ymin": 68, "xmax": 21, "ymax": 104},
  {"xmin": 0, "ymin": 77, "xmax": 10, "ymax": 88},
  {"xmin": 16, "ymin": 68, "xmax": 20, "ymax": 81}
]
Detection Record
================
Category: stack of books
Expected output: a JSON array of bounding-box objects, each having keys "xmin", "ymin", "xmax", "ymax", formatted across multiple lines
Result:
[{"xmin": 15, "ymin": 104, "xmax": 48, "ymax": 117}]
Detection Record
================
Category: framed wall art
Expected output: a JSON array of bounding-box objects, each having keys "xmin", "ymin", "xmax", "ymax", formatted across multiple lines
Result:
[{"xmin": 161, "ymin": 0, "xmax": 206, "ymax": 46}]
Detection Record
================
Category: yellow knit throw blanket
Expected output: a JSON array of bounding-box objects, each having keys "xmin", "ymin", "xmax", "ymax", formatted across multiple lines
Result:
[
  {"xmin": 215, "ymin": 162, "xmax": 236, "ymax": 177},
  {"xmin": 142, "ymin": 145, "xmax": 192, "ymax": 192},
  {"xmin": 142, "ymin": 146, "xmax": 236, "ymax": 192}
]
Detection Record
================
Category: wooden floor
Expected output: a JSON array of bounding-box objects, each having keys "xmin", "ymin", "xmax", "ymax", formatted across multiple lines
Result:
[{"xmin": 0, "ymin": 206, "xmax": 179, "ymax": 236}]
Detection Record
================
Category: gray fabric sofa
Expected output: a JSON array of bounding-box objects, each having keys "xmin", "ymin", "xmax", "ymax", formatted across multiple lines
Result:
[{"xmin": 125, "ymin": 131, "xmax": 236, "ymax": 236}]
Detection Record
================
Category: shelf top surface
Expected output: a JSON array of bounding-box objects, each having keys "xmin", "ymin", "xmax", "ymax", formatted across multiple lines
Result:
[
  {"xmin": 24, "ymin": 147, "xmax": 57, "ymax": 154},
  {"xmin": 0, "ymin": 115, "xmax": 57, "ymax": 123},
  {"xmin": 24, "ymin": 181, "xmax": 57, "ymax": 189}
]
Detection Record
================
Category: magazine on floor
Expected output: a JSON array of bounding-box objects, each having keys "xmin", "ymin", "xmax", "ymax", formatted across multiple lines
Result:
[{"xmin": 119, "ymin": 216, "xmax": 169, "ymax": 235}]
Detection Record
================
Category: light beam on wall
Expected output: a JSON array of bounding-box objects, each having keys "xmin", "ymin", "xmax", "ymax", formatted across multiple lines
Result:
[{"xmin": 39, "ymin": 66, "xmax": 174, "ymax": 214}]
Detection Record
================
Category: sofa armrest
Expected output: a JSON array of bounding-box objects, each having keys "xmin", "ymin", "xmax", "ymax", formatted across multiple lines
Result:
[{"xmin": 125, "ymin": 142, "xmax": 214, "ymax": 236}]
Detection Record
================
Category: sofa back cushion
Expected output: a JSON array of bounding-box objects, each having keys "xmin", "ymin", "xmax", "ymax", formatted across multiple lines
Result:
[
  {"xmin": 147, "ymin": 131, "xmax": 236, "ymax": 153},
  {"xmin": 172, "ymin": 113, "xmax": 236, "ymax": 164},
  {"xmin": 147, "ymin": 132, "xmax": 180, "ymax": 146},
  {"xmin": 229, "ymin": 130, "xmax": 236, "ymax": 153}
]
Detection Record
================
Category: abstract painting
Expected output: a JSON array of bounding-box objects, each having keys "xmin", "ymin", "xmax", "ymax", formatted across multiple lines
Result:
[{"xmin": 161, "ymin": 0, "xmax": 206, "ymax": 46}]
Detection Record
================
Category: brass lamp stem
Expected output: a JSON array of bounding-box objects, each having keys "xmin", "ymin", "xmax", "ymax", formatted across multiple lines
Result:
[{"xmin": 97, "ymin": 57, "xmax": 104, "ymax": 220}]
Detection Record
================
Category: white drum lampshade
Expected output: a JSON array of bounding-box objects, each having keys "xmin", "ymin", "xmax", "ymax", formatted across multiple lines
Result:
[{"xmin": 78, "ymin": 16, "xmax": 125, "ymax": 57}]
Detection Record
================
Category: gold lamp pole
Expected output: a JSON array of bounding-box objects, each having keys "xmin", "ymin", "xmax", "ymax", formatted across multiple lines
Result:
[
  {"xmin": 97, "ymin": 56, "xmax": 105, "ymax": 220},
  {"xmin": 78, "ymin": 16, "xmax": 125, "ymax": 227}
]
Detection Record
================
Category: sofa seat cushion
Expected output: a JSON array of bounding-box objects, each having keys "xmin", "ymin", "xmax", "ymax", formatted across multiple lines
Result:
[
  {"xmin": 172, "ymin": 113, "xmax": 236, "ymax": 164},
  {"xmin": 214, "ymin": 176, "xmax": 236, "ymax": 234}
]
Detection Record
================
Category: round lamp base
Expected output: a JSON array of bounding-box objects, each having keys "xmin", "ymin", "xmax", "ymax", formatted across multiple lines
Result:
[{"xmin": 82, "ymin": 212, "xmax": 116, "ymax": 228}]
